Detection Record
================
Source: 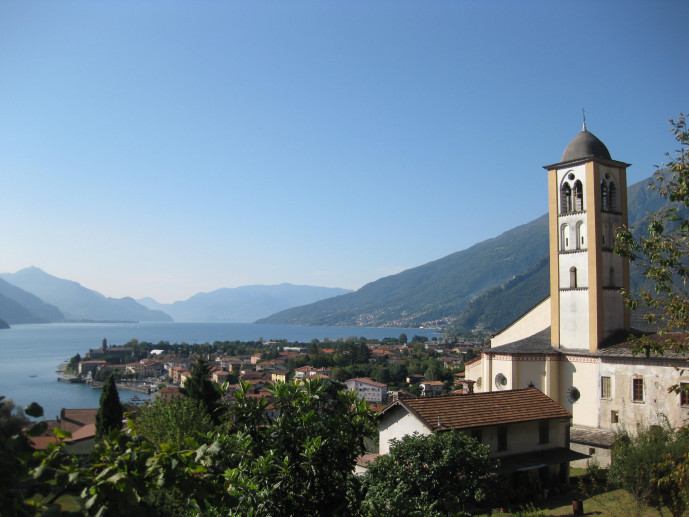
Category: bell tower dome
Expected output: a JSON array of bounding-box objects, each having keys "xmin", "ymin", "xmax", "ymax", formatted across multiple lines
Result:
[{"xmin": 543, "ymin": 124, "xmax": 631, "ymax": 353}]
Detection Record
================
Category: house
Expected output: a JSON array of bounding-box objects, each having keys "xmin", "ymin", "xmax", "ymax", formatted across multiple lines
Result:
[
  {"xmin": 78, "ymin": 360, "xmax": 106, "ymax": 376},
  {"xmin": 271, "ymin": 370, "xmax": 288, "ymax": 383},
  {"xmin": 155, "ymin": 386, "xmax": 183, "ymax": 400},
  {"xmin": 345, "ymin": 377, "xmax": 388, "ymax": 403},
  {"xmin": 293, "ymin": 366, "xmax": 331, "ymax": 379},
  {"xmin": 464, "ymin": 124, "xmax": 689, "ymax": 466},
  {"xmin": 419, "ymin": 380, "xmax": 444, "ymax": 397},
  {"xmin": 377, "ymin": 388, "xmax": 583, "ymax": 493},
  {"xmin": 211, "ymin": 369, "xmax": 232, "ymax": 384},
  {"xmin": 29, "ymin": 408, "xmax": 98, "ymax": 455}
]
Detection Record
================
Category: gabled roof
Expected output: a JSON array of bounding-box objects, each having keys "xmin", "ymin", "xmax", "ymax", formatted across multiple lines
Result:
[
  {"xmin": 347, "ymin": 377, "xmax": 387, "ymax": 388},
  {"xmin": 382, "ymin": 388, "xmax": 570, "ymax": 432}
]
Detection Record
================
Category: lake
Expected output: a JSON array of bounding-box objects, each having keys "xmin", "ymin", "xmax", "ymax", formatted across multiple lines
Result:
[{"xmin": 0, "ymin": 321, "xmax": 442, "ymax": 419}]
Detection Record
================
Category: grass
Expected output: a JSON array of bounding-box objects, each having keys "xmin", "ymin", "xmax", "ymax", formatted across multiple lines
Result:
[{"xmin": 480, "ymin": 468, "xmax": 679, "ymax": 517}]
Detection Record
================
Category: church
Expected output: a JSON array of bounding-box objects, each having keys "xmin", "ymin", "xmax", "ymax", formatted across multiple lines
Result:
[{"xmin": 464, "ymin": 123, "xmax": 689, "ymax": 465}]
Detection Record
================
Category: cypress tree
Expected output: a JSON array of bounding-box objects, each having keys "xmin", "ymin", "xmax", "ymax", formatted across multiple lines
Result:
[
  {"xmin": 95, "ymin": 373, "xmax": 123, "ymax": 441},
  {"xmin": 181, "ymin": 356, "xmax": 221, "ymax": 422}
]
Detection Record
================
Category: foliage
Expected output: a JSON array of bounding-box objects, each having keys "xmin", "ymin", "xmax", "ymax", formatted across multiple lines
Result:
[
  {"xmin": 134, "ymin": 396, "xmax": 214, "ymax": 446},
  {"xmin": 361, "ymin": 431, "xmax": 496, "ymax": 516},
  {"xmin": 13, "ymin": 378, "xmax": 377, "ymax": 516},
  {"xmin": 180, "ymin": 355, "xmax": 222, "ymax": 421},
  {"xmin": 96, "ymin": 373, "xmax": 123, "ymax": 442},
  {"xmin": 615, "ymin": 113, "xmax": 689, "ymax": 356},
  {"xmin": 608, "ymin": 419, "xmax": 689, "ymax": 515}
]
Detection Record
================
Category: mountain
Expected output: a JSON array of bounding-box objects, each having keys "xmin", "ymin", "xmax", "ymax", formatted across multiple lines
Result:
[
  {"xmin": 258, "ymin": 177, "xmax": 659, "ymax": 330},
  {"xmin": 257, "ymin": 215, "xmax": 550, "ymax": 328},
  {"xmin": 138, "ymin": 284, "xmax": 352, "ymax": 322},
  {"xmin": 0, "ymin": 277, "xmax": 65, "ymax": 324},
  {"xmin": 0, "ymin": 267, "xmax": 172, "ymax": 323}
]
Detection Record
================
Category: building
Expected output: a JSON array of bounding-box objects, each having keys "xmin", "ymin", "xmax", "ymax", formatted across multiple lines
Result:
[
  {"xmin": 464, "ymin": 124, "xmax": 689, "ymax": 465},
  {"xmin": 345, "ymin": 377, "xmax": 388, "ymax": 403},
  {"xmin": 377, "ymin": 388, "xmax": 581, "ymax": 494}
]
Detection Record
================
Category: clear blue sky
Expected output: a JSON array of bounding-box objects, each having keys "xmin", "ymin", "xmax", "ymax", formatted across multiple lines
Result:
[{"xmin": 1, "ymin": 1, "xmax": 687, "ymax": 303}]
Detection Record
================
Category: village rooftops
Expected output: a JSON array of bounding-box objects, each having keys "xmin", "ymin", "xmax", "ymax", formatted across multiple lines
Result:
[{"xmin": 381, "ymin": 388, "xmax": 571, "ymax": 432}]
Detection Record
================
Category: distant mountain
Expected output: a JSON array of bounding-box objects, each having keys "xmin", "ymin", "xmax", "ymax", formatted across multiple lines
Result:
[
  {"xmin": 0, "ymin": 277, "xmax": 65, "ymax": 324},
  {"xmin": 138, "ymin": 284, "xmax": 352, "ymax": 322},
  {"xmin": 0, "ymin": 267, "xmax": 172, "ymax": 323},
  {"xmin": 258, "ymin": 176, "xmax": 660, "ymax": 330}
]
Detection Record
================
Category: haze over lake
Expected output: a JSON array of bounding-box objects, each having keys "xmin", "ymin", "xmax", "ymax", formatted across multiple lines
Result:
[{"xmin": 0, "ymin": 322, "xmax": 442, "ymax": 419}]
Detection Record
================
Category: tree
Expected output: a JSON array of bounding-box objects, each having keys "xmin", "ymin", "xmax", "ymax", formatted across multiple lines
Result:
[
  {"xmin": 180, "ymin": 355, "xmax": 222, "ymax": 421},
  {"xmin": 96, "ymin": 373, "xmax": 123, "ymax": 441},
  {"xmin": 134, "ymin": 396, "xmax": 213, "ymax": 446},
  {"xmin": 608, "ymin": 420, "xmax": 689, "ymax": 516},
  {"xmin": 616, "ymin": 113, "xmax": 689, "ymax": 356},
  {"xmin": 399, "ymin": 333, "xmax": 408, "ymax": 344},
  {"xmin": 361, "ymin": 431, "xmax": 496, "ymax": 516}
]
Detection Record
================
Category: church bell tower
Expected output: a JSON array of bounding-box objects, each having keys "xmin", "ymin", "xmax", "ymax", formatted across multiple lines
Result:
[{"xmin": 544, "ymin": 123, "xmax": 631, "ymax": 353}]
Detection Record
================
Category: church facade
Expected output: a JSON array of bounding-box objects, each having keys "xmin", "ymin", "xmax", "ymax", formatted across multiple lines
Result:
[{"xmin": 465, "ymin": 125, "xmax": 689, "ymax": 465}]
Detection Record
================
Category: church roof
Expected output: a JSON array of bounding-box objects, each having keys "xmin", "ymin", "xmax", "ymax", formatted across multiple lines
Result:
[
  {"xmin": 561, "ymin": 127, "xmax": 611, "ymax": 162},
  {"xmin": 485, "ymin": 328, "xmax": 556, "ymax": 355}
]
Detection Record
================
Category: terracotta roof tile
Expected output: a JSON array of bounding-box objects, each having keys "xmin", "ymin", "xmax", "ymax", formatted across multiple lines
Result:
[{"xmin": 391, "ymin": 388, "xmax": 570, "ymax": 431}]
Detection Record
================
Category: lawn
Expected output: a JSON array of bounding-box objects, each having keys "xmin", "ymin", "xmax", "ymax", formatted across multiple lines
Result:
[{"xmin": 481, "ymin": 468, "xmax": 681, "ymax": 517}]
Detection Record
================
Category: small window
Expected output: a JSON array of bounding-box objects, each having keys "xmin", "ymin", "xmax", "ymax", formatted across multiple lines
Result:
[
  {"xmin": 568, "ymin": 386, "xmax": 581, "ymax": 403},
  {"xmin": 539, "ymin": 420, "xmax": 549, "ymax": 444},
  {"xmin": 476, "ymin": 377, "xmax": 482, "ymax": 389},
  {"xmin": 601, "ymin": 376, "xmax": 611, "ymax": 399},
  {"xmin": 498, "ymin": 425, "xmax": 507, "ymax": 451},
  {"xmin": 680, "ymin": 383, "xmax": 689, "ymax": 407},
  {"xmin": 611, "ymin": 410, "xmax": 619, "ymax": 424},
  {"xmin": 570, "ymin": 267, "xmax": 578, "ymax": 288},
  {"xmin": 632, "ymin": 378, "xmax": 644, "ymax": 402}
]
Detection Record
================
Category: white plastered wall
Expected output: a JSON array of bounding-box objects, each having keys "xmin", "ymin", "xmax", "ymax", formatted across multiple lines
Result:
[
  {"xmin": 379, "ymin": 404, "xmax": 431, "ymax": 454},
  {"xmin": 491, "ymin": 298, "xmax": 551, "ymax": 348}
]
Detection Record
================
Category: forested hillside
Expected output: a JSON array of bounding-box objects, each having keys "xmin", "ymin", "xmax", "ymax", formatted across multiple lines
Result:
[{"xmin": 259, "ymin": 177, "xmax": 661, "ymax": 331}]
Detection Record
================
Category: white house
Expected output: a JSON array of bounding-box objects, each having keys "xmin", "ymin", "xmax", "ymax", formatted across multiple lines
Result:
[
  {"xmin": 377, "ymin": 388, "xmax": 581, "ymax": 495},
  {"xmin": 345, "ymin": 377, "xmax": 388, "ymax": 403}
]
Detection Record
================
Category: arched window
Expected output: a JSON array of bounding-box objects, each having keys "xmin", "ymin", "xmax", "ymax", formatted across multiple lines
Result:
[
  {"xmin": 561, "ymin": 224, "xmax": 570, "ymax": 250},
  {"xmin": 561, "ymin": 183, "xmax": 572, "ymax": 213},
  {"xmin": 570, "ymin": 266, "xmax": 577, "ymax": 288},
  {"xmin": 576, "ymin": 221, "xmax": 585, "ymax": 249},
  {"xmin": 601, "ymin": 180, "xmax": 609, "ymax": 211},
  {"xmin": 573, "ymin": 180, "xmax": 584, "ymax": 211},
  {"xmin": 609, "ymin": 182, "xmax": 617, "ymax": 211}
]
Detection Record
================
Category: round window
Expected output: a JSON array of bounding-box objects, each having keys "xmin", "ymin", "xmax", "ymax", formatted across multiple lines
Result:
[
  {"xmin": 495, "ymin": 373, "xmax": 508, "ymax": 390},
  {"xmin": 568, "ymin": 386, "xmax": 581, "ymax": 403}
]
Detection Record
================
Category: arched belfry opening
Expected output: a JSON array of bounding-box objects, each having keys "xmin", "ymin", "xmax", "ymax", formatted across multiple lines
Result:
[{"xmin": 573, "ymin": 180, "xmax": 583, "ymax": 211}]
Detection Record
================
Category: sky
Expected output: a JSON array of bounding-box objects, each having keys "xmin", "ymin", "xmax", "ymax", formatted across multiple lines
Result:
[{"xmin": 1, "ymin": 1, "xmax": 688, "ymax": 303}]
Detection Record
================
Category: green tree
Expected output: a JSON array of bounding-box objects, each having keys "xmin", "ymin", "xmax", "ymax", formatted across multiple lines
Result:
[
  {"xmin": 180, "ymin": 355, "xmax": 222, "ymax": 421},
  {"xmin": 399, "ymin": 333, "xmax": 408, "ymax": 344},
  {"xmin": 608, "ymin": 420, "xmax": 689, "ymax": 516},
  {"xmin": 95, "ymin": 373, "xmax": 123, "ymax": 441},
  {"xmin": 226, "ymin": 378, "xmax": 377, "ymax": 516},
  {"xmin": 616, "ymin": 113, "xmax": 689, "ymax": 356},
  {"xmin": 375, "ymin": 367, "xmax": 390, "ymax": 384},
  {"xmin": 134, "ymin": 396, "xmax": 214, "ymax": 446},
  {"xmin": 361, "ymin": 431, "xmax": 496, "ymax": 516}
]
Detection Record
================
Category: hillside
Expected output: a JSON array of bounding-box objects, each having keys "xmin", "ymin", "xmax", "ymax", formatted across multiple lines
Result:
[
  {"xmin": 0, "ymin": 277, "xmax": 65, "ymax": 324},
  {"xmin": 257, "ymin": 214, "xmax": 549, "ymax": 328},
  {"xmin": 0, "ymin": 267, "xmax": 172, "ymax": 323},
  {"xmin": 258, "ymin": 177, "xmax": 659, "ymax": 330},
  {"xmin": 138, "ymin": 284, "xmax": 352, "ymax": 322}
]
